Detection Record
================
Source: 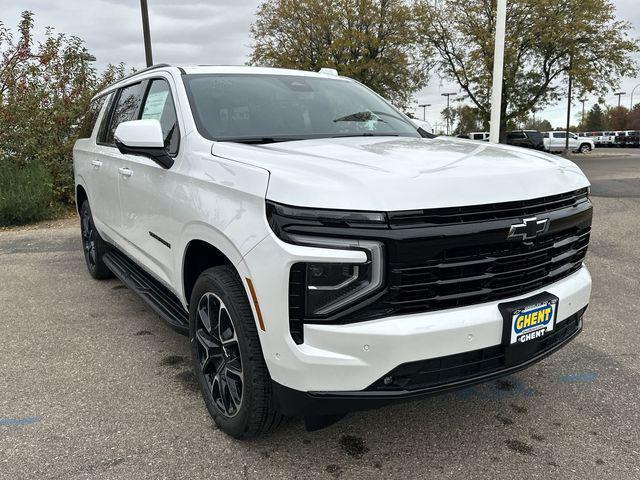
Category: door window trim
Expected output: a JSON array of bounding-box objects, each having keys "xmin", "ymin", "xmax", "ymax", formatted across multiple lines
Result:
[
  {"xmin": 97, "ymin": 80, "xmax": 147, "ymax": 147},
  {"xmin": 137, "ymin": 76, "xmax": 181, "ymax": 157}
]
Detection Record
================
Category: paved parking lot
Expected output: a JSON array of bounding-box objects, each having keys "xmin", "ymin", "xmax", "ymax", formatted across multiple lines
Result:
[{"xmin": 1, "ymin": 152, "xmax": 639, "ymax": 479}]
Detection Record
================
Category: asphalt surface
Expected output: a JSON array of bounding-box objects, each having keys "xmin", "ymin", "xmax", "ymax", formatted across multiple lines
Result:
[{"xmin": 1, "ymin": 151, "xmax": 639, "ymax": 479}]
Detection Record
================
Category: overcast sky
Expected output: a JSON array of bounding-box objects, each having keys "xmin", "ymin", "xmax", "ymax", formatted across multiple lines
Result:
[{"xmin": 2, "ymin": 0, "xmax": 639, "ymax": 129}]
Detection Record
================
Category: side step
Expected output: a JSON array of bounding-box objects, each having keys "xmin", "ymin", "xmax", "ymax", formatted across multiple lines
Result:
[{"xmin": 103, "ymin": 250, "xmax": 189, "ymax": 335}]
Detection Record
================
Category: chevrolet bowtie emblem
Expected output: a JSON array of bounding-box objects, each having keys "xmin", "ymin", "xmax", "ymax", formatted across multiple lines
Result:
[{"xmin": 508, "ymin": 217, "xmax": 550, "ymax": 241}]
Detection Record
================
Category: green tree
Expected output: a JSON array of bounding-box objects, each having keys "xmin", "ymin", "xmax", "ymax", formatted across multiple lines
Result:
[
  {"xmin": 522, "ymin": 117, "xmax": 553, "ymax": 132},
  {"xmin": 414, "ymin": 0, "xmax": 639, "ymax": 140},
  {"xmin": 627, "ymin": 104, "xmax": 640, "ymax": 130},
  {"xmin": 447, "ymin": 104, "xmax": 485, "ymax": 134},
  {"xmin": 249, "ymin": 0, "xmax": 431, "ymax": 109},
  {"xmin": 0, "ymin": 11, "xmax": 125, "ymax": 209},
  {"xmin": 583, "ymin": 103, "xmax": 605, "ymax": 130},
  {"xmin": 604, "ymin": 105, "xmax": 629, "ymax": 131}
]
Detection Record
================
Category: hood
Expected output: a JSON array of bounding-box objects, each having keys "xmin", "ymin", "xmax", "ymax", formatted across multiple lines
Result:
[{"xmin": 211, "ymin": 136, "xmax": 589, "ymax": 211}]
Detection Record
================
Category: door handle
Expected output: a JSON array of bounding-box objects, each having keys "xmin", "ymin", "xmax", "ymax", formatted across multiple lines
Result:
[
  {"xmin": 118, "ymin": 167, "xmax": 133, "ymax": 177},
  {"xmin": 91, "ymin": 160, "xmax": 103, "ymax": 168}
]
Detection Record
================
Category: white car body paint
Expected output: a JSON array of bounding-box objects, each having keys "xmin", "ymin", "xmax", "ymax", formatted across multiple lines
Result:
[{"xmin": 74, "ymin": 65, "xmax": 592, "ymax": 398}]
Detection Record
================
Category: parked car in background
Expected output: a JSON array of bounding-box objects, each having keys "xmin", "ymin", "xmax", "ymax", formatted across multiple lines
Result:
[
  {"xmin": 615, "ymin": 130, "xmax": 640, "ymax": 148},
  {"xmin": 506, "ymin": 130, "xmax": 545, "ymax": 150},
  {"xmin": 599, "ymin": 131, "xmax": 617, "ymax": 147},
  {"xmin": 543, "ymin": 132, "xmax": 594, "ymax": 153},
  {"xmin": 581, "ymin": 131, "xmax": 604, "ymax": 147},
  {"xmin": 466, "ymin": 132, "xmax": 490, "ymax": 141}
]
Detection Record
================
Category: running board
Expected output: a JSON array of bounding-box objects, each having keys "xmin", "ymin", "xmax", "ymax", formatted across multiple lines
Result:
[{"xmin": 103, "ymin": 250, "xmax": 189, "ymax": 335}]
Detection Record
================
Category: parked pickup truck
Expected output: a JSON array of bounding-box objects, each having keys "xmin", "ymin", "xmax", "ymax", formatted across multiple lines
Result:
[
  {"xmin": 543, "ymin": 131, "xmax": 594, "ymax": 153},
  {"xmin": 73, "ymin": 64, "xmax": 593, "ymax": 438}
]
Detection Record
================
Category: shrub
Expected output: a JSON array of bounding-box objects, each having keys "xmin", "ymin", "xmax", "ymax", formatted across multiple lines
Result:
[{"xmin": 0, "ymin": 162, "xmax": 54, "ymax": 226}]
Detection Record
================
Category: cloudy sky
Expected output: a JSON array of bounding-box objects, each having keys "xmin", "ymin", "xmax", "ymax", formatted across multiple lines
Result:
[{"xmin": 2, "ymin": 0, "xmax": 639, "ymax": 129}]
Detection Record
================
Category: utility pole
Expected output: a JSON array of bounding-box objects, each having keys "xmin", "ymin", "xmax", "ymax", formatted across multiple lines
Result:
[
  {"xmin": 441, "ymin": 93, "xmax": 456, "ymax": 135},
  {"xmin": 579, "ymin": 98, "xmax": 588, "ymax": 129},
  {"xmin": 140, "ymin": 0, "xmax": 153, "ymax": 67},
  {"xmin": 418, "ymin": 103, "xmax": 432, "ymax": 121},
  {"xmin": 614, "ymin": 91, "xmax": 626, "ymax": 108},
  {"xmin": 489, "ymin": 0, "xmax": 507, "ymax": 143},
  {"xmin": 564, "ymin": 55, "xmax": 573, "ymax": 155}
]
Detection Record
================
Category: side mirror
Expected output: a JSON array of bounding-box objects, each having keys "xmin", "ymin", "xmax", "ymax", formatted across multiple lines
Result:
[{"xmin": 114, "ymin": 119, "xmax": 174, "ymax": 169}]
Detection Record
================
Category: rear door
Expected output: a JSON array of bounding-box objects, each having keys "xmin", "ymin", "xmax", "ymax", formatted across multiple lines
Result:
[
  {"xmin": 117, "ymin": 77, "xmax": 182, "ymax": 286},
  {"xmin": 552, "ymin": 132, "xmax": 565, "ymax": 150},
  {"xmin": 74, "ymin": 94, "xmax": 109, "ymax": 223}
]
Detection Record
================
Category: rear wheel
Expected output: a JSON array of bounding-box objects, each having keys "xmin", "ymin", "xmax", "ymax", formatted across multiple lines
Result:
[
  {"xmin": 189, "ymin": 266, "xmax": 284, "ymax": 438},
  {"xmin": 79, "ymin": 200, "xmax": 113, "ymax": 280}
]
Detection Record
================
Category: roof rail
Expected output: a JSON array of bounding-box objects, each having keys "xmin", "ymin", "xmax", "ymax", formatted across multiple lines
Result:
[{"xmin": 105, "ymin": 63, "xmax": 172, "ymax": 90}]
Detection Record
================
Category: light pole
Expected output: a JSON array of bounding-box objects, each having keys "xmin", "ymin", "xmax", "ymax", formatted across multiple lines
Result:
[
  {"xmin": 140, "ymin": 0, "xmax": 153, "ymax": 67},
  {"xmin": 489, "ymin": 0, "xmax": 507, "ymax": 143},
  {"xmin": 630, "ymin": 83, "xmax": 640, "ymax": 110},
  {"xmin": 418, "ymin": 103, "xmax": 431, "ymax": 121},
  {"xmin": 614, "ymin": 91, "xmax": 626, "ymax": 108},
  {"xmin": 579, "ymin": 98, "xmax": 588, "ymax": 129},
  {"xmin": 441, "ymin": 93, "xmax": 456, "ymax": 135}
]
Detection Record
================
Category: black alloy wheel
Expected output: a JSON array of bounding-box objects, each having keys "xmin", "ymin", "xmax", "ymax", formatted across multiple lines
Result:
[
  {"xmin": 79, "ymin": 201, "xmax": 113, "ymax": 279},
  {"xmin": 194, "ymin": 292, "xmax": 244, "ymax": 418}
]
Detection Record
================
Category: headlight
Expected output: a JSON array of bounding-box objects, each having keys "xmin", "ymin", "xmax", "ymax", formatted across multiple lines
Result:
[{"xmin": 288, "ymin": 235, "xmax": 384, "ymax": 318}]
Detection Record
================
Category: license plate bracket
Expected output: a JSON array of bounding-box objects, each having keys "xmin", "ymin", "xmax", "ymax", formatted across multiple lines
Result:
[{"xmin": 498, "ymin": 292, "xmax": 559, "ymax": 367}]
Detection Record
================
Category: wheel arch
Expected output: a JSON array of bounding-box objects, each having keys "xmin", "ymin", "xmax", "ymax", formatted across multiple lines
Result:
[
  {"xmin": 182, "ymin": 239, "xmax": 237, "ymax": 307},
  {"xmin": 76, "ymin": 183, "xmax": 88, "ymax": 215}
]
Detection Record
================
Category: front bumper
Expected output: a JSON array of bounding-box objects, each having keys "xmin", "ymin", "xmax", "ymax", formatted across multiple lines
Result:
[
  {"xmin": 241, "ymin": 232, "xmax": 592, "ymax": 394},
  {"xmin": 272, "ymin": 309, "xmax": 583, "ymax": 416}
]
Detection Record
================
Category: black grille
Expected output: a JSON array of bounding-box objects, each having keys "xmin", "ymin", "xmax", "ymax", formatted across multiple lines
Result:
[
  {"xmin": 367, "ymin": 310, "xmax": 583, "ymax": 392},
  {"xmin": 284, "ymin": 190, "xmax": 592, "ymax": 327},
  {"xmin": 386, "ymin": 225, "xmax": 590, "ymax": 315},
  {"xmin": 387, "ymin": 188, "xmax": 589, "ymax": 228}
]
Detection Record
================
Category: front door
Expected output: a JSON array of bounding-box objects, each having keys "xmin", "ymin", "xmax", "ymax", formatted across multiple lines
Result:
[{"xmin": 117, "ymin": 77, "xmax": 182, "ymax": 287}]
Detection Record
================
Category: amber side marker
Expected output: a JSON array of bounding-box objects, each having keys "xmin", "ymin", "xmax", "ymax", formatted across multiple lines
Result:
[{"xmin": 245, "ymin": 278, "xmax": 266, "ymax": 331}]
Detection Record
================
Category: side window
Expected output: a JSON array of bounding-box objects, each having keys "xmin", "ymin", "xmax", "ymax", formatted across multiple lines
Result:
[
  {"xmin": 553, "ymin": 132, "xmax": 565, "ymax": 139},
  {"xmin": 140, "ymin": 79, "xmax": 180, "ymax": 156},
  {"xmin": 77, "ymin": 96, "xmax": 107, "ymax": 139},
  {"xmin": 106, "ymin": 82, "xmax": 144, "ymax": 145}
]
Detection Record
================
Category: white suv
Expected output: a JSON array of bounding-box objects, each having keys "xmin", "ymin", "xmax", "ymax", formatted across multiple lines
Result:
[{"xmin": 74, "ymin": 64, "xmax": 593, "ymax": 438}]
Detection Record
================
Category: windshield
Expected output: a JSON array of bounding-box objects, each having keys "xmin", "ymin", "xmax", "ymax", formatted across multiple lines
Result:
[{"xmin": 183, "ymin": 74, "xmax": 420, "ymax": 142}]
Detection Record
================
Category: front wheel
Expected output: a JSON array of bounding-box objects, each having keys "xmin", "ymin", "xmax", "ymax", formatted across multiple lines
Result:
[
  {"xmin": 579, "ymin": 143, "xmax": 592, "ymax": 154},
  {"xmin": 189, "ymin": 266, "xmax": 284, "ymax": 438}
]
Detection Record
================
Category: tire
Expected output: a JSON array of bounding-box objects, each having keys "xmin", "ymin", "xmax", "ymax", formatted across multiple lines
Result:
[
  {"xmin": 79, "ymin": 200, "xmax": 113, "ymax": 280},
  {"xmin": 189, "ymin": 266, "xmax": 284, "ymax": 438},
  {"xmin": 579, "ymin": 143, "xmax": 591, "ymax": 154}
]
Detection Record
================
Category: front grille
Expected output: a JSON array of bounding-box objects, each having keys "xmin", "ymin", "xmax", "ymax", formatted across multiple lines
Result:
[
  {"xmin": 387, "ymin": 188, "xmax": 588, "ymax": 228},
  {"xmin": 367, "ymin": 310, "xmax": 583, "ymax": 392},
  {"xmin": 286, "ymin": 190, "xmax": 592, "ymax": 328},
  {"xmin": 386, "ymin": 225, "xmax": 590, "ymax": 315}
]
